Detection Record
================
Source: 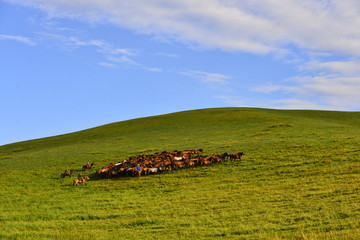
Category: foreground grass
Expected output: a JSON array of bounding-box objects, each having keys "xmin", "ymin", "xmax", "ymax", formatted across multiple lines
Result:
[{"xmin": 0, "ymin": 108, "xmax": 359, "ymax": 239}]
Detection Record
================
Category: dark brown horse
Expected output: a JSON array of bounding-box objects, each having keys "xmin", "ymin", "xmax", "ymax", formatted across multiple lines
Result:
[
  {"xmin": 82, "ymin": 163, "xmax": 94, "ymax": 171},
  {"xmin": 60, "ymin": 170, "xmax": 74, "ymax": 178},
  {"xmin": 229, "ymin": 152, "xmax": 245, "ymax": 161},
  {"xmin": 126, "ymin": 167, "xmax": 142, "ymax": 177}
]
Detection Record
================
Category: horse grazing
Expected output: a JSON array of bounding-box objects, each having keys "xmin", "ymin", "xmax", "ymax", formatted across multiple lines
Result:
[
  {"xmin": 60, "ymin": 170, "xmax": 74, "ymax": 178},
  {"xmin": 229, "ymin": 152, "xmax": 245, "ymax": 161},
  {"xmin": 73, "ymin": 176, "xmax": 89, "ymax": 186},
  {"xmin": 82, "ymin": 163, "xmax": 94, "ymax": 171},
  {"xmin": 235, "ymin": 152, "xmax": 245, "ymax": 159}
]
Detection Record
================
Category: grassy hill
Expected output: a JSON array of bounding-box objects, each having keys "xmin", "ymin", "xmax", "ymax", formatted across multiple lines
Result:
[{"xmin": 0, "ymin": 107, "xmax": 359, "ymax": 239}]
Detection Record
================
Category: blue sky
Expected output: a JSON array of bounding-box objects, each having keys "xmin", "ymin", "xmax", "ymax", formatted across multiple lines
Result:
[{"xmin": 1, "ymin": 0, "xmax": 360, "ymax": 145}]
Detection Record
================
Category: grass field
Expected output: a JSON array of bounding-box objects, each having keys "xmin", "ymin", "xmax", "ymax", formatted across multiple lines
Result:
[{"xmin": 0, "ymin": 107, "xmax": 359, "ymax": 239}]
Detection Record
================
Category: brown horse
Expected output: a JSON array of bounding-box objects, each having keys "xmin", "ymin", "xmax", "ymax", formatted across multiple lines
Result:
[
  {"xmin": 82, "ymin": 163, "xmax": 94, "ymax": 171},
  {"xmin": 73, "ymin": 176, "xmax": 89, "ymax": 186},
  {"xmin": 60, "ymin": 170, "xmax": 74, "ymax": 178},
  {"xmin": 229, "ymin": 152, "xmax": 245, "ymax": 161}
]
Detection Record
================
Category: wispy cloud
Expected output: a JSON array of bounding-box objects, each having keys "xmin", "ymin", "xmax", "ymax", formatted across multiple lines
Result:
[
  {"xmin": 273, "ymin": 99, "xmax": 330, "ymax": 110},
  {"xmin": 6, "ymin": 0, "xmax": 360, "ymax": 56},
  {"xmin": 216, "ymin": 95, "xmax": 245, "ymax": 107},
  {"xmin": 254, "ymin": 75, "xmax": 360, "ymax": 110},
  {"xmin": 105, "ymin": 55, "xmax": 139, "ymax": 67},
  {"xmin": 68, "ymin": 37, "xmax": 136, "ymax": 56},
  {"xmin": 144, "ymin": 67, "xmax": 162, "ymax": 72},
  {"xmin": 98, "ymin": 62, "xmax": 116, "ymax": 68},
  {"xmin": 301, "ymin": 60, "xmax": 360, "ymax": 76},
  {"xmin": 156, "ymin": 52, "xmax": 180, "ymax": 58},
  {"xmin": 0, "ymin": 34, "xmax": 36, "ymax": 46},
  {"xmin": 180, "ymin": 70, "xmax": 230, "ymax": 84},
  {"xmin": 33, "ymin": 32, "xmax": 162, "ymax": 71}
]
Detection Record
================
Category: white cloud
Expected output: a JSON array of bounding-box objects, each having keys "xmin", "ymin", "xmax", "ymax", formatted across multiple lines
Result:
[
  {"xmin": 5, "ymin": 0, "xmax": 360, "ymax": 56},
  {"xmin": 33, "ymin": 32, "xmax": 164, "ymax": 72},
  {"xmin": 180, "ymin": 70, "xmax": 230, "ymax": 84},
  {"xmin": 112, "ymin": 48, "xmax": 135, "ymax": 56},
  {"xmin": 273, "ymin": 99, "xmax": 331, "ymax": 110},
  {"xmin": 5, "ymin": 0, "xmax": 360, "ymax": 110},
  {"xmin": 0, "ymin": 34, "xmax": 36, "ymax": 45},
  {"xmin": 301, "ymin": 60, "xmax": 360, "ymax": 75},
  {"xmin": 299, "ymin": 76, "xmax": 360, "ymax": 100},
  {"xmin": 156, "ymin": 52, "xmax": 180, "ymax": 58},
  {"xmin": 98, "ymin": 62, "xmax": 115, "ymax": 68},
  {"xmin": 105, "ymin": 55, "xmax": 139, "ymax": 66},
  {"xmin": 33, "ymin": 32, "xmax": 143, "ymax": 68},
  {"xmin": 253, "ymin": 85, "xmax": 296, "ymax": 94},
  {"xmin": 67, "ymin": 37, "xmax": 136, "ymax": 56},
  {"xmin": 216, "ymin": 95, "xmax": 246, "ymax": 107},
  {"xmin": 143, "ymin": 67, "xmax": 162, "ymax": 72},
  {"xmin": 254, "ymin": 75, "xmax": 360, "ymax": 110}
]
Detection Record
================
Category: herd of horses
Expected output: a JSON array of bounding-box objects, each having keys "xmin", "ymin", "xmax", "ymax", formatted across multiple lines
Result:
[
  {"xmin": 97, "ymin": 149, "xmax": 244, "ymax": 179},
  {"xmin": 60, "ymin": 149, "xmax": 244, "ymax": 184}
]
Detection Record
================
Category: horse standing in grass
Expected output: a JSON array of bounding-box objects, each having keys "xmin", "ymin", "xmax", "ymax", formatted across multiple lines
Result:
[
  {"xmin": 60, "ymin": 170, "xmax": 74, "ymax": 178},
  {"xmin": 229, "ymin": 152, "xmax": 245, "ymax": 161},
  {"xmin": 73, "ymin": 176, "xmax": 89, "ymax": 186},
  {"xmin": 82, "ymin": 163, "xmax": 94, "ymax": 171}
]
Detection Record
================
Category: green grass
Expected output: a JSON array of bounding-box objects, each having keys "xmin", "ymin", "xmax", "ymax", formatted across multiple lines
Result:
[{"xmin": 0, "ymin": 107, "xmax": 359, "ymax": 239}]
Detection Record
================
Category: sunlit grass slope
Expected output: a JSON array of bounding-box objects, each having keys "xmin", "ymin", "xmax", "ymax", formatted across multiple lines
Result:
[{"xmin": 0, "ymin": 107, "xmax": 359, "ymax": 239}]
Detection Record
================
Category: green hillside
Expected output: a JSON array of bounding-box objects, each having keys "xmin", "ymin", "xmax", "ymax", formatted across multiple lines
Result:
[{"xmin": 0, "ymin": 107, "xmax": 359, "ymax": 239}]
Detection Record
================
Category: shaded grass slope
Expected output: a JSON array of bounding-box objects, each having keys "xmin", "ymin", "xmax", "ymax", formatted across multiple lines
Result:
[{"xmin": 0, "ymin": 107, "xmax": 359, "ymax": 239}]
